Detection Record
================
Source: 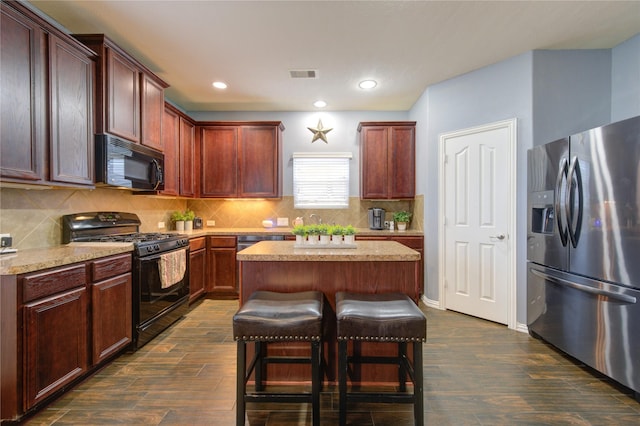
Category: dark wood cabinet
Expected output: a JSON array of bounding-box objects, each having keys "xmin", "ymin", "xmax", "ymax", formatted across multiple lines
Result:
[
  {"xmin": 180, "ymin": 116, "xmax": 196, "ymax": 197},
  {"xmin": 356, "ymin": 235, "xmax": 424, "ymax": 296},
  {"xmin": 74, "ymin": 34, "xmax": 168, "ymax": 148},
  {"xmin": 1, "ymin": 1, "xmax": 94, "ymax": 187},
  {"xmin": 89, "ymin": 254, "xmax": 132, "ymax": 364},
  {"xmin": 161, "ymin": 106, "xmax": 180, "ymax": 196},
  {"xmin": 199, "ymin": 122, "xmax": 283, "ymax": 198},
  {"xmin": 207, "ymin": 236, "xmax": 237, "ymax": 297},
  {"xmin": 189, "ymin": 237, "xmax": 207, "ymax": 303},
  {"xmin": 359, "ymin": 122, "xmax": 416, "ymax": 199},
  {"xmin": 21, "ymin": 264, "xmax": 89, "ymax": 410},
  {"xmin": 141, "ymin": 73, "xmax": 164, "ymax": 151}
]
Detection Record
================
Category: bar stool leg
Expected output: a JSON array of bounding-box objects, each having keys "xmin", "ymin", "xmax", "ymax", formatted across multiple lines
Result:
[
  {"xmin": 398, "ymin": 342, "xmax": 407, "ymax": 392},
  {"xmin": 255, "ymin": 341, "xmax": 264, "ymax": 392},
  {"xmin": 338, "ymin": 340, "xmax": 348, "ymax": 426},
  {"xmin": 236, "ymin": 341, "xmax": 246, "ymax": 426},
  {"xmin": 413, "ymin": 341, "xmax": 424, "ymax": 426},
  {"xmin": 311, "ymin": 341, "xmax": 321, "ymax": 426}
]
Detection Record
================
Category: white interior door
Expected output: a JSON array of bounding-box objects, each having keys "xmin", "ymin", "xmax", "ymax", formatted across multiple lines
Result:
[{"xmin": 439, "ymin": 119, "xmax": 516, "ymax": 326}]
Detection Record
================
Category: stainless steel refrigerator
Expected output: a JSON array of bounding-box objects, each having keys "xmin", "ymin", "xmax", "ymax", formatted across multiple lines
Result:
[{"xmin": 527, "ymin": 115, "xmax": 640, "ymax": 397}]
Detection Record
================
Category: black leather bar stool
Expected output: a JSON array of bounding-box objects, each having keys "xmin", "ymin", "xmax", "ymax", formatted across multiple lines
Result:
[
  {"xmin": 233, "ymin": 290, "xmax": 324, "ymax": 426},
  {"xmin": 336, "ymin": 292, "xmax": 427, "ymax": 426}
]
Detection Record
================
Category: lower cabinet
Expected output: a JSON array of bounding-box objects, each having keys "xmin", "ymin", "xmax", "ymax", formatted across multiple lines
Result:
[
  {"xmin": 89, "ymin": 253, "xmax": 132, "ymax": 364},
  {"xmin": 356, "ymin": 235, "xmax": 424, "ymax": 295},
  {"xmin": 189, "ymin": 237, "xmax": 207, "ymax": 303},
  {"xmin": 16, "ymin": 253, "xmax": 132, "ymax": 415},
  {"xmin": 206, "ymin": 236, "xmax": 237, "ymax": 297},
  {"xmin": 21, "ymin": 264, "xmax": 89, "ymax": 410}
]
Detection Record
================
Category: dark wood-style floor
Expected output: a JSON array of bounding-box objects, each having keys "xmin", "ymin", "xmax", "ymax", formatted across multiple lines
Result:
[{"xmin": 24, "ymin": 299, "xmax": 639, "ymax": 425}]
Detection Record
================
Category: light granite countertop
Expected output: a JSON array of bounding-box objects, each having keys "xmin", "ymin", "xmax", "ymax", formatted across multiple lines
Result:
[
  {"xmin": 236, "ymin": 240, "xmax": 420, "ymax": 262},
  {"xmin": 0, "ymin": 243, "xmax": 133, "ymax": 276},
  {"xmin": 0, "ymin": 228, "xmax": 423, "ymax": 276}
]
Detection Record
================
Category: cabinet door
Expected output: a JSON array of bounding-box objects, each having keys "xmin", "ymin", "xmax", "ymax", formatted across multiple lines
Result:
[
  {"xmin": 200, "ymin": 126, "xmax": 238, "ymax": 197},
  {"xmin": 140, "ymin": 73, "xmax": 164, "ymax": 151},
  {"xmin": 207, "ymin": 236, "xmax": 237, "ymax": 296},
  {"xmin": 179, "ymin": 117, "xmax": 196, "ymax": 197},
  {"xmin": 49, "ymin": 34, "xmax": 94, "ymax": 186},
  {"xmin": 389, "ymin": 126, "xmax": 415, "ymax": 199},
  {"xmin": 189, "ymin": 248, "xmax": 207, "ymax": 302},
  {"xmin": 161, "ymin": 107, "xmax": 180, "ymax": 196},
  {"xmin": 23, "ymin": 287, "xmax": 88, "ymax": 409},
  {"xmin": 91, "ymin": 273, "xmax": 132, "ymax": 364},
  {"xmin": 106, "ymin": 48, "xmax": 140, "ymax": 142},
  {"xmin": 360, "ymin": 126, "xmax": 389, "ymax": 199},
  {"xmin": 239, "ymin": 126, "xmax": 280, "ymax": 197},
  {"xmin": 0, "ymin": 5, "xmax": 46, "ymax": 182}
]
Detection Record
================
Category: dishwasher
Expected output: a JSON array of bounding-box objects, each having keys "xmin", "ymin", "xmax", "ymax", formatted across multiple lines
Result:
[{"xmin": 237, "ymin": 234, "xmax": 285, "ymax": 251}]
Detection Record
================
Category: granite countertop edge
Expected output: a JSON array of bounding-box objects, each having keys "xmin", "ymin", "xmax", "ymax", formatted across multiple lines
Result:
[{"xmin": 1, "ymin": 228, "xmax": 423, "ymax": 276}]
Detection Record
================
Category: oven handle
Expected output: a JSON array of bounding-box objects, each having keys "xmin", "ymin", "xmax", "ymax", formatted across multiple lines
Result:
[{"xmin": 138, "ymin": 246, "xmax": 188, "ymax": 261}]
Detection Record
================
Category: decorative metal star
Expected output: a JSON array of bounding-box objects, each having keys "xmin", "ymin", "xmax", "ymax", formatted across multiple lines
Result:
[{"xmin": 307, "ymin": 119, "xmax": 333, "ymax": 143}]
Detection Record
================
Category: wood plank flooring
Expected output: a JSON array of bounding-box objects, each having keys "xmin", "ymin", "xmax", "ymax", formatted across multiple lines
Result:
[{"xmin": 24, "ymin": 299, "xmax": 640, "ymax": 425}]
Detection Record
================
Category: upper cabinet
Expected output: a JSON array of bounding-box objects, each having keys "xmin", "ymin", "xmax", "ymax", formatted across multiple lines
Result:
[
  {"xmin": 73, "ymin": 34, "xmax": 168, "ymax": 150},
  {"xmin": 1, "ymin": 1, "xmax": 95, "ymax": 188},
  {"xmin": 199, "ymin": 122, "xmax": 283, "ymax": 198},
  {"xmin": 359, "ymin": 121, "xmax": 416, "ymax": 200},
  {"xmin": 162, "ymin": 103, "xmax": 196, "ymax": 197}
]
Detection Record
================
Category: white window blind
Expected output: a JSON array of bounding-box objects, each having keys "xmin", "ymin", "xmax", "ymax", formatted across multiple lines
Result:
[{"xmin": 293, "ymin": 152, "xmax": 352, "ymax": 209}]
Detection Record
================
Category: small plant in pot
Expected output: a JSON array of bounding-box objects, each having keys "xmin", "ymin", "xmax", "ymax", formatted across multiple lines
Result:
[
  {"xmin": 318, "ymin": 224, "xmax": 331, "ymax": 244},
  {"xmin": 292, "ymin": 224, "xmax": 307, "ymax": 244},
  {"xmin": 329, "ymin": 225, "xmax": 343, "ymax": 244},
  {"xmin": 343, "ymin": 225, "xmax": 356, "ymax": 245},
  {"xmin": 183, "ymin": 209, "xmax": 195, "ymax": 231},
  {"xmin": 171, "ymin": 210, "xmax": 187, "ymax": 231},
  {"xmin": 306, "ymin": 224, "xmax": 320, "ymax": 244},
  {"xmin": 393, "ymin": 211, "xmax": 412, "ymax": 231}
]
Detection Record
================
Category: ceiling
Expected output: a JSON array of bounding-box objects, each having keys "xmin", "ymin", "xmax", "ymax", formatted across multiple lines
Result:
[{"xmin": 28, "ymin": 1, "xmax": 640, "ymax": 112}]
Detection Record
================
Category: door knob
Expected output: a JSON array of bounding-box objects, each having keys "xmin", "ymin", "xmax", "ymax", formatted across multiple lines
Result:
[{"xmin": 490, "ymin": 234, "xmax": 506, "ymax": 240}]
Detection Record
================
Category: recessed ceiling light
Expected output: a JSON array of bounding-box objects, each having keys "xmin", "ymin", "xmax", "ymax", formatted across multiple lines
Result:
[
  {"xmin": 358, "ymin": 80, "xmax": 377, "ymax": 89},
  {"xmin": 212, "ymin": 81, "xmax": 227, "ymax": 89},
  {"xmin": 313, "ymin": 100, "xmax": 327, "ymax": 108}
]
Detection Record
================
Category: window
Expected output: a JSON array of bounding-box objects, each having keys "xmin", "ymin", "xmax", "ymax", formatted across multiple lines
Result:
[{"xmin": 293, "ymin": 152, "xmax": 352, "ymax": 209}]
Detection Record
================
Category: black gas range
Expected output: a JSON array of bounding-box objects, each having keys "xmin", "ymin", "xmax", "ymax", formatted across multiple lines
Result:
[{"xmin": 62, "ymin": 212, "xmax": 190, "ymax": 350}]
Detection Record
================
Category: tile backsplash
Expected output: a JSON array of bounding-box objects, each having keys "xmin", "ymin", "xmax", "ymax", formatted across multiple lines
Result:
[{"xmin": 0, "ymin": 187, "xmax": 423, "ymax": 250}]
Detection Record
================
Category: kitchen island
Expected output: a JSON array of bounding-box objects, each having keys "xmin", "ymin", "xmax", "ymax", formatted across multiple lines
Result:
[{"xmin": 236, "ymin": 240, "xmax": 421, "ymax": 384}]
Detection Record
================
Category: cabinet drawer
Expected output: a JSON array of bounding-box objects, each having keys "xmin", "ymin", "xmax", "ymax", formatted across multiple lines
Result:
[
  {"xmin": 208, "ymin": 236, "xmax": 236, "ymax": 248},
  {"xmin": 389, "ymin": 236, "xmax": 423, "ymax": 250},
  {"xmin": 90, "ymin": 253, "xmax": 132, "ymax": 282},
  {"xmin": 22, "ymin": 264, "xmax": 87, "ymax": 303},
  {"xmin": 190, "ymin": 237, "xmax": 206, "ymax": 251}
]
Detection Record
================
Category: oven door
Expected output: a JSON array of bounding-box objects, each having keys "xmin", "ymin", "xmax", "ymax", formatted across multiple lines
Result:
[{"xmin": 135, "ymin": 247, "xmax": 190, "ymax": 328}]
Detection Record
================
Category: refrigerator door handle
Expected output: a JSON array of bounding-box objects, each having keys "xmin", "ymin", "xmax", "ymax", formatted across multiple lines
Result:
[
  {"xmin": 530, "ymin": 268, "xmax": 637, "ymax": 304},
  {"xmin": 566, "ymin": 156, "xmax": 584, "ymax": 248},
  {"xmin": 555, "ymin": 157, "xmax": 569, "ymax": 246}
]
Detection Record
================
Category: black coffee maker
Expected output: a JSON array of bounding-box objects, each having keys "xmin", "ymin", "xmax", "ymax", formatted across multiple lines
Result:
[{"xmin": 368, "ymin": 208, "xmax": 386, "ymax": 230}]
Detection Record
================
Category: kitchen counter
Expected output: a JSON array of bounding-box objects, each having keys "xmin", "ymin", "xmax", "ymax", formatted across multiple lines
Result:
[
  {"xmin": 0, "ymin": 228, "xmax": 423, "ymax": 276},
  {"xmin": 0, "ymin": 243, "xmax": 133, "ymax": 275},
  {"xmin": 236, "ymin": 240, "xmax": 419, "ymax": 261},
  {"xmin": 173, "ymin": 227, "xmax": 424, "ymax": 237}
]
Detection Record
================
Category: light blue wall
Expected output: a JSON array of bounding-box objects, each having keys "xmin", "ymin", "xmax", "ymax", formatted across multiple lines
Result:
[
  {"xmin": 408, "ymin": 52, "xmax": 533, "ymax": 324},
  {"xmin": 188, "ymin": 111, "xmax": 408, "ymax": 196},
  {"xmin": 185, "ymin": 33, "xmax": 640, "ymax": 328},
  {"xmin": 612, "ymin": 33, "xmax": 640, "ymax": 121},
  {"xmin": 532, "ymin": 49, "xmax": 611, "ymax": 146}
]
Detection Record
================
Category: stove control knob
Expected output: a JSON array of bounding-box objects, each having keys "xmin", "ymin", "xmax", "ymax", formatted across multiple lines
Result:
[{"xmin": 154, "ymin": 244, "xmax": 161, "ymax": 252}]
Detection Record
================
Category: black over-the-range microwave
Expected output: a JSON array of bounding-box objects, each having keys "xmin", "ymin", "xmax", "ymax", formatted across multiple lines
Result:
[{"xmin": 95, "ymin": 134, "xmax": 164, "ymax": 191}]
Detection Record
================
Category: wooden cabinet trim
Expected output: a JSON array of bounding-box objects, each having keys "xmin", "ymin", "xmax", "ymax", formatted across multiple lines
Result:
[{"xmin": 21, "ymin": 264, "xmax": 87, "ymax": 303}]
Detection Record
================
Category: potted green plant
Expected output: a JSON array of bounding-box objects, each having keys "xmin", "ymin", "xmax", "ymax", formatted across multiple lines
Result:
[
  {"xmin": 292, "ymin": 224, "xmax": 307, "ymax": 245},
  {"xmin": 318, "ymin": 224, "xmax": 331, "ymax": 244},
  {"xmin": 393, "ymin": 211, "xmax": 412, "ymax": 231},
  {"xmin": 306, "ymin": 224, "xmax": 320, "ymax": 245},
  {"xmin": 343, "ymin": 225, "xmax": 356, "ymax": 245},
  {"xmin": 183, "ymin": 209, "xmax": 195, "ymax": 231},
  {"xmin": 329, "ymin": 225, "xmax": 343, "ymax": 244},
  {"xmin": 171, "ymin": 210, "xmax": 187, "ymax": 231}
]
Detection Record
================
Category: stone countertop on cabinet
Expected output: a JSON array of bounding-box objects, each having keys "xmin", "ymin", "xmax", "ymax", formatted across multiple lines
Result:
[
  {"xmin": 177, "ymin": 228, "xmax": 424, "ymax": 238},
  {"xmin": 236, "ymin": 240, "xmax": 420, "ymax": 262},
  {"xmin": 0, "ymin": 243, "xmax": 133, "ymax": 276}
]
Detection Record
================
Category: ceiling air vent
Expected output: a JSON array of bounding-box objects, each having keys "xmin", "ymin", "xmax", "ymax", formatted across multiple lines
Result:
[{"xmin": 289, "ymin": 69, "xmax": 317, "ymax": 79}]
